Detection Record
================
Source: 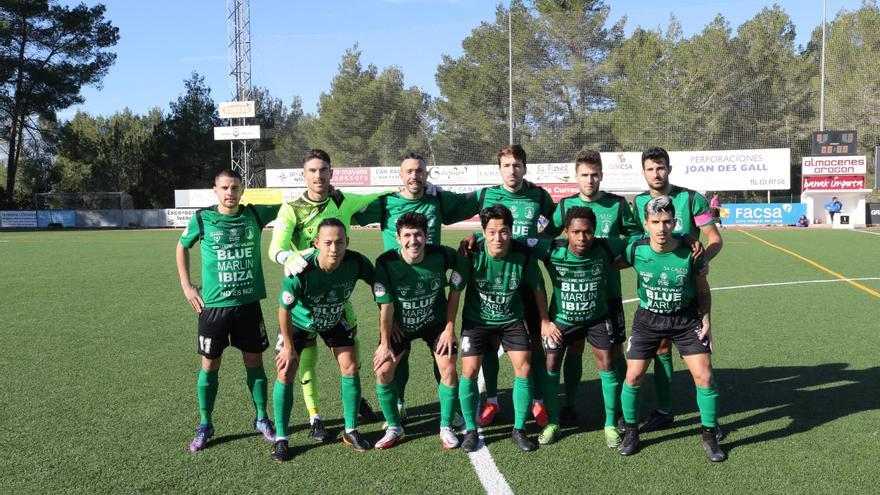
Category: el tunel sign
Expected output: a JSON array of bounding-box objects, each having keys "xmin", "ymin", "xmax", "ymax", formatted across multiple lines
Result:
[
  {"xmin": 801, "ymin": 156, "xmax": 867, "ymax": 175},
  {"xmin": 802, "ymin": 175, "xmax": 866, "ymax": 191}
]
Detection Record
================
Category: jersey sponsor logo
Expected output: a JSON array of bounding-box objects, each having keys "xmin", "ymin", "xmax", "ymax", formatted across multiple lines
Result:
[
  {"xmin": 399, "ymin": 285, "xmax": 410, "ymax": 296},
  {"xmin": 639, "ymin": 271, "xmax": 652, "ymax": 284},
  {"xmin": 451, "ymin": 271, "xmax": 462, "ymax": 285},
  {"xmin": 556, "ymin": 266, "xmax": 568, "ymax": 276},
  {"xmin": 526, "ymin": 237, "xmax": 539, "ymax": 247},
  {"xmin": 210, "ymin": 230, "xmax": 223, "ymax": 242},
  {"xmin": 431, "ymin": 278, "xmax": 443, "ymax": 291},
  {"xmin": 373, "ymin": 282, "xmax": 386, "ymax": 298},
  {"xmin": 282, "ymin": 291, "xmax": 295, "ymax": 305}
]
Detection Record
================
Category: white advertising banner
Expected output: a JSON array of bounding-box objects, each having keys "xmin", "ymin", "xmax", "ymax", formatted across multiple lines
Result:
[
  {"xmin": 213, "ymin": 125, "xmax": 261, "ymax": 140},
  {"xmin": 370, "ymin": 167, "xmax": 400, "ymax": 186},
  {"xmin": 525, "ymin": 163, "xmax": 575, "ymax": 184},
  {"xmin": 668, "ymin": 148, "xmax": 790, "ymax": 191},
  {"xmin": 164, "ymin": 208, "xmax": 197, "ymax": 227},
  {"xmin": 174, "ymin": 189, "xmax": 219, "ymax": 208},
  {"xmin": 427, "ymin": 165, "xmax": 480, "ymax": 185},
  {"xmin": 218, "ymin": 101, "xmax": 256, "ymax": 119},
  {"xmin": 599, "ymin": 152, "xmax": 644, "ymax": 191},
  {"xmin": 477, "ymin": 165, "xmax": 499, "ymax": 184},
  {"xmin": 801, "ymin": 156, "xmax": 867, "ymax": 176},
  {"xmin": 1, "ymin": 210, "xmax": 38, "ymax": 227},
  {"xmin": 266, "ymin": 169, "xmax": 305, "ymax": 188}
]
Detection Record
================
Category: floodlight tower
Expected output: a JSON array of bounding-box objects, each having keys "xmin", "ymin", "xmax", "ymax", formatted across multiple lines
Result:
[{"xmin": 227, "ymin": 0, "xmax": 255, "ymax": 186}]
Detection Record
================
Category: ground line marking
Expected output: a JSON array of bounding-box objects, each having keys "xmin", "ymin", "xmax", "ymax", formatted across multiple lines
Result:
[
  {"xmin": 853, "ymin": 229, "xmax": 880, "ymax": 237},
  {"xmin": 739, "ymin": 230, "xmax": 880, "ymax": 299},
  {"xmin": 468, "ymin": 439, "xmax": 515, "ymax": 495}
]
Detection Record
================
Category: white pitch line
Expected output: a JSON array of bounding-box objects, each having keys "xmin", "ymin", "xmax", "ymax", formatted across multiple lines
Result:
[
  {"xmin": 853, "ymin": 229, "xmax": 880, "ymax": 237},
  {"xmin": 468, "ymin": 437, "xmax": 514, "ymax": 495},
  {"xmin": 622, "ymin": 277, "xmax": 880, "ymax": 304}
]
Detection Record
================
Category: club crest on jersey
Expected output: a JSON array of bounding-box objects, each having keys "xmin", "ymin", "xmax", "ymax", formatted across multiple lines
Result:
[
  {"xmin": 245, "ymin": 226, "xmax": 254, "ymax": 240},
  {"xmin": 525, "ymin": 207, "xmax": 535, "ymax": 220},
  {"xmin": 509, "ymin": 274, "xmax": 519, "ymax": 289},
  {"xmin": 675, "ymin": 274, "xmax": 687, "ymax": 286},
  {"xmin": 591, "ymin": 264, "xmax": 602, "ymax": 276},
  {"xmin": 373, "ymin": 283, "xmax": 386, "ymax": 297},
  {"xmin": 602, "ymin": 222, "xmax": 611, "ymax": 234},
  {"xmin": 399, "ymin": 286, "xmax": 410, "ymax": 296},
  {"xmin": 431, "ymin": 278, "xmax": 442, "ymax": 291},
  {"xmin": 675, "ymin": 216, "xmax": 683, "ymax": 231}
]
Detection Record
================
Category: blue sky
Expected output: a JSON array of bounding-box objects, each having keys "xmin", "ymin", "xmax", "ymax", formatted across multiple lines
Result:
[{"xmin": 66, "ymin": 1, "xmax": 859, "ymax": 119}]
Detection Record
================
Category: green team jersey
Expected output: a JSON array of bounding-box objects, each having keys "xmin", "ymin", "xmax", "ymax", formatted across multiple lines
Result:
[
  {"xmin": 531, "ymin": 237, "xmax": 627, "ymax": 325},
  {"xmin": 476, "ymin": 182, "xmax": 555, "ymax": 239},
  {"xmin": 457, "ymin": 239, "xmax": 545, "ymax": 325},
  {"xmin": 278, "ymin": 250, "xmax": 374, "ymax": 332},
  {"xmin": 373, "ymin": 245, "xmax": 469, "ymax": 332},
  {"xmin": 179, "ymin": 204, "xmax": 281, "ymax": 308},
  {"xmin": 547, "ymin": 192, "xmax": 642, "ymax": 299},
  {"xmin": 354, "ymin": 190, "xmax": 479, "ymax": 249},
  {"xmin": 625, "ymin": 238, "xmax": 705, "ymax": 314},
  {"xmin": 269, "ymin": 189, "xmax": 391, "ymax": 256},
  {"xmin": 633, "ymin": 186, "xmax": 713, "ymax": 238}
]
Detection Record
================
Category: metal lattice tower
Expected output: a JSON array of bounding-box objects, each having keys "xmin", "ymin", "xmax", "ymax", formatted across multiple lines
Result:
[{"xmin": 227, "ymin": 0, "xmax": 255, "ymax": 186}]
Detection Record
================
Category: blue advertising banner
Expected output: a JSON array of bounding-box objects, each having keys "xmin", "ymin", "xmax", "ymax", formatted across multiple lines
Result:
[
  {"xmin": 719, "ymin": 203, "xmax": 807, "ymax": 226},
  {"xmin": 37, "ymin": 210, "xmax": 76, "ymax": 227}
]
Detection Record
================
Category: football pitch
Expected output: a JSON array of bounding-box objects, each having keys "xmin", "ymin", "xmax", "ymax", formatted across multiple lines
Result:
[{"xmin": 1, "ymin": 227, "xmax": 878, "ymax": 494}]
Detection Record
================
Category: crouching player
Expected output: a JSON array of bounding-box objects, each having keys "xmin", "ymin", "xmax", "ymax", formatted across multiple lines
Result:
[
  {"xmin": 372, "ymin": 212, "xmax": 469, "ymax": 450},
  {"xmin": 454, "ymin": 205, "xmax": 551, "ymax": 453},
  {"xmin": 271, "ymin": 218, "xmax": 375, "ymax": 462},
  {"xmin": 528, "ymin": 206, "xmax": 628, "ymax": 447},
  {"xmin": 618, "ymin": 196, "xmax": 725, "ymax": 462}
]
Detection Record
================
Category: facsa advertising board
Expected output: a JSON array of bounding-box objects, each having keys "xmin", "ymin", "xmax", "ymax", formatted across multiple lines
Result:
[
  {"xmin": 218, "ymin": 101, "xmax": 256, "ymax": 119},
  {"xmin": 801, "ymin": 156, "xmax": 867, "ymax": 175},
  {"xmin": 669, "ymin": 148, "xmax": 791, "ymax": 191},
  {"xmin": 719, "ymin": 203, "xmax": 807, "ymax": 226},
  {"xmin": 213, "ymin": 125, "xmax": 261, "ymax": 140},
  {"xmin": 37, "ymin": 210, "xmax": 76, "ymax": 227}
]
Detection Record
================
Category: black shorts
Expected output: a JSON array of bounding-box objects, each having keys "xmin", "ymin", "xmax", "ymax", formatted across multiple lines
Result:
[
  {"xmin": 626, "ymin": 305, "xmax": 710, "ymax": 360},
  {"xmin": 291, "ymin": 322, "xmax": 357, "ymax": 355},
  {"xmin": 390, "ymin": 325, "xmax": 457, "ymax": 356},
  {"xmin": 197, "ymin": 301, "xmax": 269, "ymax": 358},
  {"xmin": 518, "ymin": 284, "xmax": 541, "ymax": 336},
  {"xmin": 546, "ymin": 314, "xmax": 621, "ymax": 353},
  {"xmin": 607, "ymin": 297, "xmax": 626, "ymax": 336},
  {"xmin": 460, "ymin": 320, "xmax": 530, "ymax": 357}
]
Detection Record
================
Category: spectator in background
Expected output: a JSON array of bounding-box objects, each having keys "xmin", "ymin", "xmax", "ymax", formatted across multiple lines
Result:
[
  {"xmin": 825, "ymin": 197, "xmax": 843, "ymax": 223},
  {"xmin": 796, "ymin": 215, "xmax": 809, "ymax": 228},
  {"xmin": 709, "ymin": 194, "xmax": 722, "ymax": 229}
]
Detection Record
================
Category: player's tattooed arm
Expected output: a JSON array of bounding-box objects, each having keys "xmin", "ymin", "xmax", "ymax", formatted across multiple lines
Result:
[
  {"xmin": 374, "ymin": 303, "xmax": 398, "ymax": 370},
  {"xmin": 176, "ymin": 243, "xmax": 204, "ymax": 313},
  {"xmin": 695, "ymin": 275, "xmax": 712, "ymax": 349},
  {"xmin": 275, "ymin": 307, "xmax": 300, "ymax": 379}
]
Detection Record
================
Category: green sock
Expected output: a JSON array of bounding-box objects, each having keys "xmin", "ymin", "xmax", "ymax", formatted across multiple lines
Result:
[
  {"xmin": 620, "ymin": 383, "xmax": 641, "ymax": 425},
  {"xmin": 272, "ymin": 380, "xmax": 293, "ymax": 438},
  {"xmin": 298, "ymin": 345, "xmax": 319, "ymax": 415},
  {"xmin": 695, "ymin": 383, "xmax": 719, "ymax": 427},
  {"xmin": 482, "ymin": 351, "xmax": 500, "ymax": 398},
  {"xmin": 376, "ymin": 381, "xmax": 401, "ymax": 428},
  {"xmin": 438, "ymin": 382, "xmax": 456, "ymax": 428},
  {"xmin": 396, "ymin": 355, "xmax": 410, "ymax": 400},
  {"xmin": 512, "ymin": 376, "xmax": 533, "ymax": 430},
  {"xmin": 614, "ymin": 355, "xmax": 627, "ymax": 416},
  {"xmin": 563, "ymin": 354, "xmax": 583, "ymax": 408},
  {"xmin": 458, "ymin": 377, "xmax": 479, "ymax": 431},
  {"xmin": 530, "ymin": 349, "xmax": 545, "ymax": 401},
  {"xmin": 598, "ymin": 370, "xmax": 620, "ymax": 428},
  {"xmin": 246, "ymin": 365, "xmax": 268, "ymax": 420},
  {"xmin": 653, "ymin": 352, "xmax": 673, "ymax": 413},
  {"xmin": 197, "ymin": 369, "xmax": 218, "ymax": 425},
  {"xmin": 340, "ymin": 375, "xmax": 362, "ymax": 430},
  {"xmin": 544, "ymin": 371, "xmax": 561, "ymax": 426}
]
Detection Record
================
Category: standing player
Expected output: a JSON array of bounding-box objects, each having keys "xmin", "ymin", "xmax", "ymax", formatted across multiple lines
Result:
[
  {"xmin": 475, "ymin": 145, "xmax": 556, "ymax": 428},
  {"xmin": 544, "ymin": 150, "xmax": 641, "ymax": 429},
  {"xmin": 271, "ymin": 218, "xmax": 376, "ymax": 462},
  {"xmin": 371, "ymin": 212, "xmax": 470, "ymax": 450},
  {"xmin": 528, "ymin": 206, "xmax": 629, "ymax": 447},
  {"xmin": 176, "ymin": 169, "xmax": 279, "ymax": 452},
  {"xmin": 453, "ymin": 205, "xmax": 551, "ymax": 453},
  {"xmin": 355, "ymin": 152, "xmax": 477, "ymax": 419},
  {"xmin": 632, "ymin": 147, "xmax": 723, "ymax": 433},
  {"xmin": 268, "ymin": 148, "xmax": 390, "ymax": 442},
  {"xmin": 618, "ymin": 196, "xmax": 725, "ymax": 462}
]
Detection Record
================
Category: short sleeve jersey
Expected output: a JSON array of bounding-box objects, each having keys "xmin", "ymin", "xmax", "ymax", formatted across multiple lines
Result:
[
  {"xmin": 269, "ymin": 189, "xmax": 391, "ymax": 255},
  {"xmin": 531, "ymin": 237, "xmax": 627, "ymax": 325},
  {"xmin": 476, "ymin": 183, "xmax": 555, "ymax": 239},
  {"xmin": 355, "ymin": 190, "xmax": 479, "ymax": 250},
  {"xmin": 458, "ymin": 240, "xmax": 545, "ymax": 325},
  {"xmin": 548, "ymin": 192, "xmax": 641, "ymax": 298},
  {"xmin": 278, "ymin": 250, "xmax": 375, "ymax": 332},
  {"xmin": 633, "ymin": 186, "xmax": 713, "ymax": 238},
  {"xmin": 624, "ymin": 238, "xmax": 705, "ymax": 314},
  {"xmin": 373, "ymin": 245, "xmax": 469, "ymax": 332},
  {"xmin": 179, "ymin": 204, "xmax": 280, "ymax": 307}
]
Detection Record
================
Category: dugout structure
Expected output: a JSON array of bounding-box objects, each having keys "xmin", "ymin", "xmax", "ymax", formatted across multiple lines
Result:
[{"xmin": 35, "ymin": 192, "xmax": 134, "ymax": 228}]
